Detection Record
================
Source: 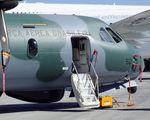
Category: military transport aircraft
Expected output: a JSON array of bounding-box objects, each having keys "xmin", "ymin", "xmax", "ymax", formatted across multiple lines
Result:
[
  {"xmin": 0, "ymin": 0, "xmax": 144, "ymax": 108},
  {"xmin": 7, "ymin": 2, "xmax": 150, "ymax": 72}
]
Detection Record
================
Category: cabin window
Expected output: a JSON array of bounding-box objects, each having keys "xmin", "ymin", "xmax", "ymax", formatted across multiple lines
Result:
[
  {"xmin": 106, "ymin": 28, "xmax": 122, "ymax": 43},
  {"xmin": 99, "ymin": 28, "xmax": 115, "ymax": 43},
  {"xmin": 28, "ymin": 38, "xmax": 38, "ymax": 57}
]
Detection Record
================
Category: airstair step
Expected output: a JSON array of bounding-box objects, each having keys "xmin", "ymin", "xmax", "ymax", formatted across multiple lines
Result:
[
  {"xmin": 71, "ymin": 62, "xmax": 99, "ymax": 108},
  {"xmin": 81, "ymin": 102, "xmax": 99, "ymax": 108},
  {"xmin": 82, "ymin": 94, "xmax": 97, "ymax": 98},
  {"xmin": 79, "ymin": 88, "xmax": 95, "ymax": 94},
  {"xmin": 71, "ymin": 73, "xmax": 99, "ymax": 108}
]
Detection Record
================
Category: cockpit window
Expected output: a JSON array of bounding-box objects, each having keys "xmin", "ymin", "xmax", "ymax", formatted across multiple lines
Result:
[
  {"xmin": 99, "ymin": 28, "xmax": 115, "ymax": 43},
  {"xmin": 99, "ymin": 27, "xmax": 122, "ymax": 43},
  {"xmin": 28, "ymin": 38, "xmax": 38, "ymax": 57},
  {"xmin": 106, "ymin": 28, "xmax": 122, "ymax": 43}
]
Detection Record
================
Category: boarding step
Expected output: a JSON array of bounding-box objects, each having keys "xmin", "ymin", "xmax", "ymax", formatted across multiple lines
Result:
[{"xmin": 71, "ymin": 73, "xmax": 99, "ymax": 108}]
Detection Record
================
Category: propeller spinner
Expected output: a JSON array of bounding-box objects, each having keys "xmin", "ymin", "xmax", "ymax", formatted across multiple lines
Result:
[{"xmin": 0, "ymin": 0, "xmax": 22, "ymax": 10}]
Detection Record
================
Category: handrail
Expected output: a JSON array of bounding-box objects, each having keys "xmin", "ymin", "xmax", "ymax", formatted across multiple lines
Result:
[
  {"xmin": 72, "ymin": 61, "xmax": 81, "ymax": 90},
  {"xmin": 72, "ymin": 61, "xmax": 99, "ymax": 98},
  {"xmin": 89, "ymin": 62, "xmax": 99, "ymax": 97},
  {"xmin": 72, "ymin": 61, "xmax": 79, "ymax": 77}
]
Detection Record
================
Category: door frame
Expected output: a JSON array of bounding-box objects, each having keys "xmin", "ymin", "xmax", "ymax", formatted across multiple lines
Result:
[{"xmin": 71, "ymin": 36, "xmax": 91, "ymax": 73}]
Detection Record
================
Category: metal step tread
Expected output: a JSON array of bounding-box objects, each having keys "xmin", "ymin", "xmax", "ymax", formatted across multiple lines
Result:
[
  {"xmin": 79, "ymin": 90, "xmax": 96, "ymax": 95},
  {"xmin": 81, "ymin": 101, "xmax": 99, "ymax": 108}
]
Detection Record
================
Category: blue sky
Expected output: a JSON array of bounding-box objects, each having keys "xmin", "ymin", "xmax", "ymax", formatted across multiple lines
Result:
[{"xmin": 25, "ymin": 0, "xmax": 150, "ymax": 5}]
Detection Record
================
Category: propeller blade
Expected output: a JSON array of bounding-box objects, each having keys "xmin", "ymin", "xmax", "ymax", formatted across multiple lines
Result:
[{"xmin": 0, "ymin": 0, "xmax": 22, "ymax": 10}]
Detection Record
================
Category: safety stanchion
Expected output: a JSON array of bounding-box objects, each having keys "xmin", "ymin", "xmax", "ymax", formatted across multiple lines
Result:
[
  {"xmin": 127, "ymin": 76, "xmax": 135, "ymax": 107},
  {"xmin": 2, "ymin": 69, "xmax": 6, "ymax": 93},
  {"xmin": 132, "ymin": 54, "xmax": 142, "ymax": 82}
]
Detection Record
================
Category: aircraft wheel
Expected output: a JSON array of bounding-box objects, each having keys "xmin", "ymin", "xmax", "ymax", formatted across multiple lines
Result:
[
  {"xmin": 0, "ymin": 91, "xmax": 2, "ymax": 96},
  {"xmin": 127, "ymin": 86, "xmax": 137, "ymax": 94},
  {"xmin": 6, "ymin": 89, "xmax": 65, "ymax": 103}
]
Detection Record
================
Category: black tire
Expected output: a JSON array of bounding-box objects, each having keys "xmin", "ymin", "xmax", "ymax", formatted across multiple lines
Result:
[
  {"xmin": 6, "ymin": 89, "xmax": 65, "ymax": 103},
  {"xmin": 127, "ymin": 86, "xmax": 137, "ymax": 94},
  {"xmin": 0, "ymin": 91, "xmax": 2, "ymax": 96}
]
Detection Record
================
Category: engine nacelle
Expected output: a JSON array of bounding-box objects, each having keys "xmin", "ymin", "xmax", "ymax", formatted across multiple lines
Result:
[{"xmin": 0, "ymin": 1, "xmax": 19, "ymax": 11}]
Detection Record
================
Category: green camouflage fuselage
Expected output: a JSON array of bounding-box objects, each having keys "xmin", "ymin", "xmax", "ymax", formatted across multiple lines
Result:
[{"xmin": 0, "ymin": 13, "xmax": 144, "ymax": 91}]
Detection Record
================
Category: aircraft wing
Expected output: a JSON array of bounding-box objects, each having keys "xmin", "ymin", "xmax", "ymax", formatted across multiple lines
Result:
[{"xmin": 111, "ymin": 10, "xmax": 150, "ymax": 58}]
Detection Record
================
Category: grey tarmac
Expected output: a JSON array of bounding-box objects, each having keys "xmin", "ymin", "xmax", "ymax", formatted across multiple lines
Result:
[{"xmin": 0, "ymin": 72, "xmax": 150, "ymax": 120}]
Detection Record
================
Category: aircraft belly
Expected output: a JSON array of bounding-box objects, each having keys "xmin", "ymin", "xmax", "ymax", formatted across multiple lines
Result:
[
  {"xmin": 4, "ymin": 55, "xmax": 71, "ymax": 91},
  {"xmin": 0, "ymin": 13, "xmax": 142, "ymax": 95}
]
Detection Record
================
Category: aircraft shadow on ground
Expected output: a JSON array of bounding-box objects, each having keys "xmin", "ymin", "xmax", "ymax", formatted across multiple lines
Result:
[
  {"xmin": 142, "ymin": 78, "xmax": 150, "ymax": 81},
  {"xmin": 110, "ymin": 108, "xmax": 150, "ymax": 111},
  {"xmin": 0, "ymin": 102, "xmax": 92, "ymax": 114},
  {"xmin": 0, "ymin": 102, "xmax": 150, "ymax": 114}
]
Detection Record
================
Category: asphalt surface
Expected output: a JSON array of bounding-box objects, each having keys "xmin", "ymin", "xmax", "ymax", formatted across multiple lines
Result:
[{"xmin": 0, "ymin": 72, "xmax": 150, "ymax": 120}]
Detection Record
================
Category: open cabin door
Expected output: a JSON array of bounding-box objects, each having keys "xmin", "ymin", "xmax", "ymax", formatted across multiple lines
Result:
[
  {"xmin": 71, "ymin": 36, "xmax": 99, "ymax": 108},
  {"xmin": 71, "ymin": 36, "xmax": 91, "ymax": 73}
]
